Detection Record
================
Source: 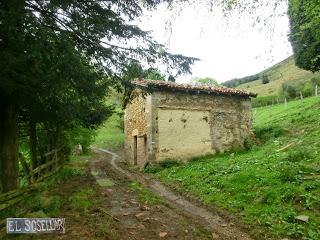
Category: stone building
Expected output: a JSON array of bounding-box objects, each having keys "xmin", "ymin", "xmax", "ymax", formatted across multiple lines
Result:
[{"xmin": 124, "ymin": 79, "xmax": 256, "ymax": 166}]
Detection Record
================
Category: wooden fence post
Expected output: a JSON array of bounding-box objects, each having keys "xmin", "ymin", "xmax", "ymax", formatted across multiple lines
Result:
[{"xmin": 285, "ymin": 97, "xmax": 287, "ymax": 109}]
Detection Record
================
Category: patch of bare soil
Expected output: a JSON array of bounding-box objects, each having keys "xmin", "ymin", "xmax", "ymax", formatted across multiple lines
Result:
[
  {"xmin": 31, "ymin": 152, "xmax": 212, "ymax": 240},
  {"xmin": 20, "ymin": 149, "xmax": 253, "ymax": 240},
  {"xmin": 89, "ymin": 151, "xmax": 213, "ymax": 240},
  {"xmin": 95, "ymin": 148, "xmax": 253, "ymax": 240}
]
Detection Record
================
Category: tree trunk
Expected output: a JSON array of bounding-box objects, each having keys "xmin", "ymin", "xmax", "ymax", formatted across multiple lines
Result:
[
  {"xmin": 0, "ymin": 104, "xmax": 19, "ymax": 192},
  {"xmin": 29, "ymin": 120, "xmax": 38, "ymax": 169}
]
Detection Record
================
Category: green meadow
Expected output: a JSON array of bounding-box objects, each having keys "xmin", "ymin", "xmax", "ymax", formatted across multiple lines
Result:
[{"xmin": 151, "ymin": 97, "xmax": 320, "ymax": 239}]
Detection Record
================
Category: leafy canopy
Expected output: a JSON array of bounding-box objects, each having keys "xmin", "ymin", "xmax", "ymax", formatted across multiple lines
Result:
[
  {"xmin": 192, "ymin": 77, "xmax": 219, "ymax": 86},
  {"xmin": 288, "ymin": 0, "xmax": 320, "ymax": 72},
  {"xmin": 0, "ymin": 0, "xmax": 197, "ymax": 126}
]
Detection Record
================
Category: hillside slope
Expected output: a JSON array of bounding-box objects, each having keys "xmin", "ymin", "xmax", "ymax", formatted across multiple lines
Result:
[
  {"xmin": 226, "ymin": 56, "xmax": 315, "ymax": 96},
  {"xmin": 151, "ymin": 96, "xmax": 320, "ymax": 239}
]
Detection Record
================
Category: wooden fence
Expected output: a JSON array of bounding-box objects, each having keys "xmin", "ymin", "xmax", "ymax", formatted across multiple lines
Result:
[
  {"xmin": 0, "ymin": 149, "xmax": 61, "ymax": 216},
  {"xmin": 29, "ymin": 149, "xmax": 60, "ymax": 183}
]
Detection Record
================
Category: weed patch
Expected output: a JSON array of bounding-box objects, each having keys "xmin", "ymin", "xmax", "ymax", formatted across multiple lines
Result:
[
  {"xmin": 95, "ymin": 223, "xmax": 111, "ymax": 237},
  {"xmin": 143, "ymin": 160, "xmax": 181, "ymax": 174},
  {"xmin": 143, "ymin": 165, "xmax": 162, "ymax": 173},
  {"xmin": 97, "ymin": 178, "xmax": 114, "ymax": 187},
  {"xmin": 69, "ymin": 188, "xmax": 95, "ymax": 211},
  {"xmin": 285, "ymin": 149, "xmax": 311, "ymax": 162},
  {"xmin": 128, "ymin": 181, "xmax": 163, "ymax": 205},
  {"xmin": 254, "ymin": 125, "xmax": 285, "ymax": 142},
  {"xmin": 56, "ymin": 167, "xmax": 85, "ymax": 182},
  {"xmin": 159, "ymin": 159, "xmax": 180, "ymax": 168}
]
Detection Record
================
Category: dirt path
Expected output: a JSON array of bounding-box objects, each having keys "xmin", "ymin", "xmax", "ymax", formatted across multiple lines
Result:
[
  {"xmin": 89, "ymin": 149, "xmax": 213, "ymax": 240},
  {"xmin": 94, "ymin": 148, "xmax": 253, "ymax": 240},
  {"xmin": 28, "ymin": 149, "xmax": 252, "ymax": 240}
]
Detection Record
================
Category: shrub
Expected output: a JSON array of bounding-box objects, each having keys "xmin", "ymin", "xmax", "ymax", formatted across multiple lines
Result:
[
  {"xmin": 303, "ymin": 82, "xmax": 313, "ymax": 97},
  {"xmin": 281, "ymin": 82, "xmax": 304, "ymax": 99},
  {"xmin": 243, "ymin": 136, "xmax": 259, "ymax": 150},
  {"xmin": 284, "ymin": 149, "xmax": 311, "ymax": 162},
  {"xmin": 252, "ymin": 95, "xmax": 281, "ymax": 108},
  {"xmin": 262, "ymin": 74, "xmax": 270, "ymax": 84},
  {"xmin": 159, "ymin": 159, "xmax": 180, "ymax": 168},
  {"xmin": 278, "ymin": 165, "xmax": 300, "ymax": 182},
  {"xmin": 143, "ymin": 165, "xmax": 162, "ymax": 173},
  {"xmin": 56, "ymin": 166, "xmax": 85, "ymax": 182},
  {"xmin": 254, "ymin": 126, "xmax": 285, "ymax": 142}
]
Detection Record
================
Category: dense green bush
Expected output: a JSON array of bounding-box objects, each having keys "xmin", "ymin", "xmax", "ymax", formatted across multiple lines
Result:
[
  {"xmin": 252, "ymin": 95, "xmax": 282, "ymax": 107},
  {"xmin": 65, "ymin": 123, "xmax": 96, "ymax": 154},
  {"xmin": 143, "ymin": 165, "xmax": 162, "ymax": 174},
  {"xmin": 254, "ymin": 126, "xmax": 285, "ymax": 142},
  {"xmin": 303, "ymin": 82, "xmax": 313, "ymax": 97},
  {"xmin": 262, "ymin": 74, "xmax": 270, "ymax": 84},
  {"xmin": 282, "ymin": 82, "xmax": 300, "ymax": 99}
]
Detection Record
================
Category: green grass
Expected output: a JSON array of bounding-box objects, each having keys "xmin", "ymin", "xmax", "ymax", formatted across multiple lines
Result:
[
  {"xmin": 94, "ymin": 114, "xmax": 124, "ymax": 150},
  {"xmin": 54, "ymin": 156, "xmax": 88, "ymax": 182},
  {"xmin": 69, "ymin": 188, "xmax": 95, "ymax": 211},
  {"xmin": 128, "ymin": 181, "xmax": 164, "ymax": 205},
  {"xmin": 0, "ymin": 155, "xmax": 90, "ymax": 240},
  {"xmin": 154, "ymin": 97, "xmax": 320, "ymax": 239},
  {"xmin": 96, "ymin": 178, "xmax": 114, "ymax": 187},
  {"xmin": 236, "ymin": 56, "xmax": 315, "ymax": 96}
]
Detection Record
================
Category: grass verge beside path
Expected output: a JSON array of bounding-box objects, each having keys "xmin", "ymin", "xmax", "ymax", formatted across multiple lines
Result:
[
  {"xmin": 153, "ymin": 97, "xmax": 320, "ymax": 240},
  {"xmin": 94, "ymin": 114, "xmax": 124, "ymax": 151},
  {"xmin": 1, "ymin": 154, "xmax": 118, "ymax": 239}
]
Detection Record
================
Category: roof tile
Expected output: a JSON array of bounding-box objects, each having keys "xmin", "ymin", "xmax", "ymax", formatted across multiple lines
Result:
[{"xmin": 132, "ymin": 79, "xmax": 257, "ymax": 98}]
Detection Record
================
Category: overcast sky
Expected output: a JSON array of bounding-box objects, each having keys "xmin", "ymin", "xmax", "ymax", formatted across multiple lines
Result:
[{"xmin": 137, "ymin": 1, "xmax": 293, "ymax": 83}]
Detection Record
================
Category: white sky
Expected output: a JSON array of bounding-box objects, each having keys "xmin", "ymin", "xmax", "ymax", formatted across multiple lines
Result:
[{"xmin": 136, "ymin": 2, "xmax": 293, "ymax": 83}]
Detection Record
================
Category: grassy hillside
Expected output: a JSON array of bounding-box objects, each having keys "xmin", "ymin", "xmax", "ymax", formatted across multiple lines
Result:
[
  {"xmin": 150, "ymin": 97, "xmax": 320, "ymax": 239},
  {"xmin": 235, "ymin": 56, "xmax": 314, "ymax": 96},
  {"xmin": 93, "ymin": 114, "xmax": 124, "ymax": 150}
]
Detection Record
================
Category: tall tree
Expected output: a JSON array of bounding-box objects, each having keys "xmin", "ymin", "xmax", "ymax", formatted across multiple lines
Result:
[
  {"xmin": 192, "ymin": 77, "xmax": 219, "ymax": 86},
  {"xmin": 288, "ymin": 0, "xmax": 320, "ymax": 72},
  {"xmin": 119, "ymin": 60, "xmax": 166, "ymax": 108},
  {"xmin": 0, "ymin": 0, "xmax": 196, "ymax": 192}
]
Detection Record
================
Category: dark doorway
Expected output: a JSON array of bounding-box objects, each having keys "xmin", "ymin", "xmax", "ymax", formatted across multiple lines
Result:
[
  {"xmin": 144, "ymin": 135, "xmax": 147, "ymax": 162},
  {"xmin": 133, "ymin": 136, "xmax": 137, "ymax": 165}
]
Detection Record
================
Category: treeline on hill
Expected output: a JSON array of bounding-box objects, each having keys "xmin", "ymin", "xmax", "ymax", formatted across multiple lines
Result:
[
  {"xmin": 222, "ymin": 73, "xmax": 261, "ymax": 88},
  {"xmin": 223, "ymin": 72, "xmax": 272, "ymax": 88},
  {"xmin": 0, "ymin": 1, "xmax": 196, "ymax": 193}
]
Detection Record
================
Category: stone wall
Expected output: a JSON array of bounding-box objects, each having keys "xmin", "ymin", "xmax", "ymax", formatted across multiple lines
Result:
[
  {"xmin": 124, "ymin": 89, "xmax": 253, "ymax": 165},
  {"xmin": 150, "ymin": 91, "xmax": 252, "ymax": 161},
  {"xmin": 157, "ymin": 109, "xmax": 212, "ymax": 160},
  {"xmin": 124, "ymin": 89, "xmax": 151, "ymax": 166}
]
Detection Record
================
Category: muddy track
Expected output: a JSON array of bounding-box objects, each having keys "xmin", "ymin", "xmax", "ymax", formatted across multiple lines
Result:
[
  {"xmin": 93, "ymin": 148, "xmax": 253, "ymax": 240},
  {"xmin": 90, "ymin": 149, "xmax": 213, "ymax": 240}
]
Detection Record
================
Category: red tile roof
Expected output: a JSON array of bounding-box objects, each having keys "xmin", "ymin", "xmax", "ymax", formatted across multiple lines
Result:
[{"xmin": 132, "ymin": 79, "xmax": 257, "ymax": 98}]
